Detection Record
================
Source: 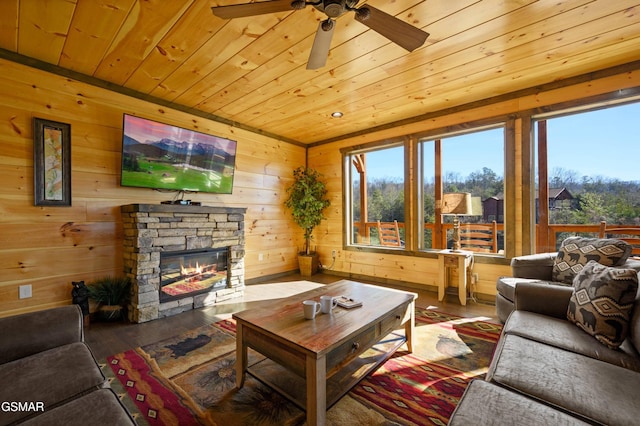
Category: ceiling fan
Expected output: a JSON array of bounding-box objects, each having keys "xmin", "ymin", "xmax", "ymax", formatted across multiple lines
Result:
[{"xmin": 211, "ymin": 0, "xmax": 429, "ymax": 69}]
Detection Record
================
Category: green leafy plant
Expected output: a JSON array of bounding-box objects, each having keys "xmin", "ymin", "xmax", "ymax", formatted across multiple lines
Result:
[
  {"xmin": 284, "ymin": 166, "xmax": 331, "ymax": 255},
  {"xmin": 86, "ymin": 276, "xmax": 131, "ymax": 306}
]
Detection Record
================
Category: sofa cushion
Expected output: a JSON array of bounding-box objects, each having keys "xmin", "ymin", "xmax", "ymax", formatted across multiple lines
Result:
[
  {"xmin": 20, "ymin": 388, "xmax": 135, "ymax": 426},
  {"xmin": 496, "ymin": 293, "xmax": 515, "ymax": 324},
  {"xmin": 0, "ymin": 305, "xmax": 83, "ymax": 364},
  {"xmin": 497, "ymin": 277, "xmax": 565, "ymax": 303},
  {"xmin": 510, "ymin": 252, "xmax": 557, "ymax": 280},
  {"xmin": 504, "ymin": 310, "xmax": 640, "ymax": 372},
  {"xmin": 496, "ymin": 277, "xmax": 570, "ymax": 323},
  {"xmin": 0, "ymin": 342, "xmax": 106, "ymax": 425},
  {"xmin": 567, "ymin": 261, "xmax": 638, "ymax": 349},
  {"xmin": 552, "ymin": 237, "xmax": 631, "ymax": 284},
  {"xmin": 449, "ymin": 379, "xmax": 589, "ymax": 426},
  {"xmin": 486, "ymin": 334, "xmax": 640, "ymax": 426}
]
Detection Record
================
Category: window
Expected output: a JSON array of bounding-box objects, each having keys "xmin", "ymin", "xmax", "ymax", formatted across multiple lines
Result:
[
  {"xmin": 343, "ymin": 124, "xmax": 506, "ymax": 256},
  {"xmin": 345, "ymin": 143, "xmax": 405, "ymax": 248},
  {"xmin": 534, "ymin": 101, "xmax": 640, "ymax": 251},
  {"xmin": 419, "ymin": 127, "xmax": 505, "ymax": 254}
]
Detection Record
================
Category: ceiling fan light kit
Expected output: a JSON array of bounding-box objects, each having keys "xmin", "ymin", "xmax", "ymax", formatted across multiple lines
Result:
[
  {"xmin": 291, "ymin": 0, "xmax": 306, "ymax": 10},
  {"xmin": 211, "ymin": 0, "xmax": 429, "ymax": 69},
  {"xmin": 321, "ymin": 19, "xmax": 334, "ymax": 32},
  {"xmin": 354, "ymin": 7, "xmax": 371, "ymax": 21},
  {"xmin": 323, "ymin": 0, "xmax": 345, "ymax": 17}
]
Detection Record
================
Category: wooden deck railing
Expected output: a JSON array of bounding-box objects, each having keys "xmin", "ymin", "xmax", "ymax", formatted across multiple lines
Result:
[
  {"xmin": 353, "ymin": 221, "xmax": 640, "ymax": 254},
  {"xmin": 354, "ymin": 221, "xmax": 505, "ymax": 253},
  {"xmin": 354, "ymin": 221, "xmax": 406, "ymax": 244},
  {"xmin": 545, "ymin": 224, "xmax": 601, "ymax": 250}
]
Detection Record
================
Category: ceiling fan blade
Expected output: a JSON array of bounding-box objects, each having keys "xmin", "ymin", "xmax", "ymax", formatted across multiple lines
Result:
[
  {"xmin": 211, "ymin": 0, "xmax": 294, "ymax": 19},
  {"xmin": 306, "ymin": 21, "xmax": 335, "ymax": 70},
  {"xmin": 354, "ymin": 5, "xmax": 429, "ymax": 52}
]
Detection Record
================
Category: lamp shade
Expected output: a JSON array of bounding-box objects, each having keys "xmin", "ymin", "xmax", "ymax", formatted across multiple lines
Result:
[{"xmin": 442, "ymin": 192, "xmax": 473, "ymax": 215}]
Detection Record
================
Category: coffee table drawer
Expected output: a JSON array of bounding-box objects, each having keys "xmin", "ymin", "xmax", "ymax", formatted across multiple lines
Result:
[
  {"xmin": 380, "ymin": 304, "xmax": 411, "ymax": 335},
  {"xmin": 243, "ymin": 325, "xmax": 306, "ymax": 378},
  {"xmin": 326, "ymin": 324, "xmax": 379, "ymax": 375}
]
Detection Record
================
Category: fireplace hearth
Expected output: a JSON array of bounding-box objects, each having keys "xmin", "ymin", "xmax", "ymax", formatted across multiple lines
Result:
[{"xmin": 122, "ymin": 204, "xmax": 246, "ymax": 323}]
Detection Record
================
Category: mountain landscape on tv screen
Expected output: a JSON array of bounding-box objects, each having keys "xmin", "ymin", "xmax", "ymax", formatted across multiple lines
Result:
[
  {"xmin": 121, "ymin": 133, "xmax": 236, "ymax": 194},
  {"xmin": 124, "ymin": 135, "xmax": 234, "ymax": 163}
]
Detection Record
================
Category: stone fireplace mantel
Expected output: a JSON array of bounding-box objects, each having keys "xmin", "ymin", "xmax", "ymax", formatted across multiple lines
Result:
[{"xmin": 121, "ymin": 204, "xmax": 246, "ymax": 323}]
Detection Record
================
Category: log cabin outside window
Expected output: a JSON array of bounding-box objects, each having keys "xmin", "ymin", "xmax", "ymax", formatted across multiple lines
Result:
[
  {"xmin": 419, "ymin": 126, "xmax": 506, "ymax": 255},
  {"xmin": 533, "ymin": 101, "xmax": 640, "ymax": 252}
]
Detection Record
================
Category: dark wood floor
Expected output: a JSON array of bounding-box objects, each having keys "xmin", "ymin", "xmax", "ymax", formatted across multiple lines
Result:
[{"xmin": 85, "ymin": 273, "xmax": 498, "ymax": 359}]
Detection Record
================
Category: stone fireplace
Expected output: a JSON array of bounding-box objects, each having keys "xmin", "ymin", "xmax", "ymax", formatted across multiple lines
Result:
[{"xmin": 121, "ymin": 204, "xmax": 246, "ymax": 323}]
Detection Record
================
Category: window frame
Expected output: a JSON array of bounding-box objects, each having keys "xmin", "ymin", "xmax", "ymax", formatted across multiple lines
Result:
[
  {"xmin": 341, "ymin": 118, "xmax": 512, "ymax": 261},
  {"xmin": 530, "ymin": 98, "xmax": 640, "ymax": 252},
  {"xmin": 342, "ymin": 139, "xmax": 407, "ymax": 250},
  {"xmin": 417, "ymin": 124, "xmax": 507, "ymax": 256}
]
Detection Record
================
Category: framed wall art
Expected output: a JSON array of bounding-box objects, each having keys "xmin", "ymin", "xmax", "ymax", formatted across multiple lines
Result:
[{"xmin": 33, "ymin": 117, "xmax": 71, "ymax": 206}]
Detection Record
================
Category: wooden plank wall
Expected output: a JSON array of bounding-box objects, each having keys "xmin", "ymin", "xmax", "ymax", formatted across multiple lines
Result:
[
  {"xmin": 308, "ymin": 69, "xmax": 640, "ymax": 299},
  {"xmin": 0, "ymin": 58, "xmax": 305, "ymax": 318}
]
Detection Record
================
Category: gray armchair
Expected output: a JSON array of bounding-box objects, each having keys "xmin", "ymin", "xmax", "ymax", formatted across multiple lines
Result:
[
  {"xmin": 496, "ymin": 252, "xmax": 561, "ymax": 323},
  {"xmin": 496, "ymin": 250, "xmax": 640, "ymax": 323}
]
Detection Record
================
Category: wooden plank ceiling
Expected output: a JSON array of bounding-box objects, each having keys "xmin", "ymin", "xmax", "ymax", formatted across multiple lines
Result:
[{"xmin": 0, "ymin": 0, "xmax": 639, "ymax": 144}]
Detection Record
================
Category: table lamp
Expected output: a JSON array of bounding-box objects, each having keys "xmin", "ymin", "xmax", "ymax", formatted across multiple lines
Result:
[{"xmin": 442, "ymin": 192, "xmax": 473, "ymax": 252}]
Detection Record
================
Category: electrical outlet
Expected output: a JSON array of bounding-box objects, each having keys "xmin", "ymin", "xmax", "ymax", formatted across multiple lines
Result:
[
  {"xmin": 472, "ymin": 273, "xmax": 479, "ymax": 284},
  {"xmin": 19, "ymin": 284, "xmax": 32, "ymax": 299},
  {"xmin": 258, "ymin": 253, "xmax": 264, "ymax": 262},
  {"xmin": 331, "ymin": 250, "xmax": 337, "ymax": 258}
]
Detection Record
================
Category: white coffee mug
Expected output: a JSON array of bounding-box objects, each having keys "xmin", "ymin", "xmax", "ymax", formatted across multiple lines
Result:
[
  {"xmin": 303, "ymin": 300, "xmax": 321, "ymax": 319},
  {"xmin": 320, "ymin": 295, "xmax": 338, "ymax": 314}
]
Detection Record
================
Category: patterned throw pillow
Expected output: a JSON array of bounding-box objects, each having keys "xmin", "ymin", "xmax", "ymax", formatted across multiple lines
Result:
[
  {"xmin": 567, "ymin": 261, "xmax": 638, "ymax": 349},
  {"xmin": 552, "ymin": 237, "xmax": 631, "ymax": 284}
]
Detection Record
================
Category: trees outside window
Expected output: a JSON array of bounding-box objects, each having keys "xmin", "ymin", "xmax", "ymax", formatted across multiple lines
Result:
[
  {"xmin": 342, "ymin": 98, "xmax": 640, "ymax": 257},
  {"xmin": 420, "ymin": 127, "xmax": 505, "ymax": 254},
  {"xmin": 534, "ymin": 101, "xmax": 640, "ymax": 250},
  {"xmin": 347, "ymin": 144, "xmax": 405, "ymax": 247},
  {"xmin": 343, "ymin": 126, "xmax": 506, "ymax": 256}
]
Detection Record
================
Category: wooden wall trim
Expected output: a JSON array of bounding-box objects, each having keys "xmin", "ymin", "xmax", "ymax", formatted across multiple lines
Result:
[
  {"xmin": 504, "ymin": 118, "xmax": 516, "ymax": 258},
  {"xmin": 536, "ymin": 120, "xmax": 550, "ymax": 252},
  {"xmin": 520, "ymin": 117, "xmax": 533, "ymax": 256}
]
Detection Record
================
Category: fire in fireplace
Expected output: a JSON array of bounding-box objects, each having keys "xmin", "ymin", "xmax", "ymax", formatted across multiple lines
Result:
[{"xmin": 159, "ymin": 248, "xmax": 229, "ymax": 302}]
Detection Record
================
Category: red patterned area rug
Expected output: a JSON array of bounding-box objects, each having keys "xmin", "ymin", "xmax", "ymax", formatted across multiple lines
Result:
[{"xmin": 101, "ymin": 309, "xmax": 501, "ymax": 425}]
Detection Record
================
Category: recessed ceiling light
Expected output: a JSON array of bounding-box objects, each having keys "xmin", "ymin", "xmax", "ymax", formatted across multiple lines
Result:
[{"xmin": 331, "ymin": 111, "xmax": 343, "ymax": 118}]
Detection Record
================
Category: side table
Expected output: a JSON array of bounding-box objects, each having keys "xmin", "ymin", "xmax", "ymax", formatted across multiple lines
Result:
[{"xmin": 437, "ymin": 249, "xmax": 474, "ymax": 305}]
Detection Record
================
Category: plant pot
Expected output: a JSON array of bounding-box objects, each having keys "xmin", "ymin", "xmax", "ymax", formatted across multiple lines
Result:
[
  {"xmin": 298, "ymin": 253, "xmax": 319, "ymax": 277},
  {"xmin": 97, "ymin": 305, "xmax": 124, "ymax": 322}
]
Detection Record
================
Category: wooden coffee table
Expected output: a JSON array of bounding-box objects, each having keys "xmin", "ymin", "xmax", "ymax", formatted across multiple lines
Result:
[{"xmin": 233, "ymin": 280, "xmax": 416, "ymax": 426}]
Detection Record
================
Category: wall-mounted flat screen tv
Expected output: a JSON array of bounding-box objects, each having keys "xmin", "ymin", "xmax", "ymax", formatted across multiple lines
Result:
[{"xmin": 121, "ymin": 114, "xmax": 237, "ymax": 194}]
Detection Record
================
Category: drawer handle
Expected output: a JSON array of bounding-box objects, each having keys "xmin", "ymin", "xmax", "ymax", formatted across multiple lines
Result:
[
  {"xmin": 396, "ymin": 315, "xmax": 401, "ymax": 319},
  {"xmin": 351, "ymin": 342, "xmax": 360, "ymax": 353}
]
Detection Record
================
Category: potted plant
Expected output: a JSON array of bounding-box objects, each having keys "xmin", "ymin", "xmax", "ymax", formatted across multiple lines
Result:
[
  {"xmin": 86, "ymin": 276, "xmax": 131, "ymax": 321},
  {"xmin": 285, "ymin": 166, "xmax": 331, "ymax": 276}
]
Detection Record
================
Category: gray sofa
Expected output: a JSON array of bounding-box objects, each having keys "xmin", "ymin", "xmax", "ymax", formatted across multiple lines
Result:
[
  {"xmin": 0, "ymin": 305, "xmax": 134, "ymax": 426},
  {"xmin": 450, "ymin": 279, "xmax": 640, "ymax": 425}
]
